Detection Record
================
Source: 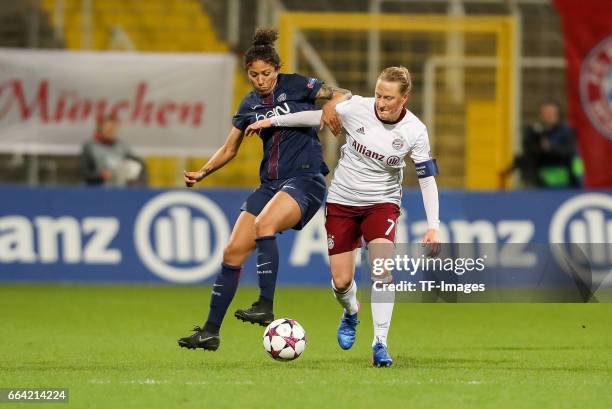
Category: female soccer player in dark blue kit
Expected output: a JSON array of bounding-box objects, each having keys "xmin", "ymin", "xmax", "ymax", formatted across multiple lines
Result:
[{"xmin": 178, "ymin": 28, "xmax": 350, "ymax": 351}]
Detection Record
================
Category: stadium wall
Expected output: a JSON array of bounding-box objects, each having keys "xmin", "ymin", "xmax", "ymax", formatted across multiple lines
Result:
[{"xmin": 0, "ymin": 187, "xmax": 610, "ymax": 285}]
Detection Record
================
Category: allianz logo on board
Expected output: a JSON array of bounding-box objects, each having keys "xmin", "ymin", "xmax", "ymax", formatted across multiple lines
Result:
[
  {"xmin": 0, "ymin": 192, "xmax": 609, "ymax": 282},
  {"xmin": 549, "ymin": 193, "xmax": 612, "ymax": 277},
  {"xmin": 0, "ymin": 191, "xmax": 230, "ymax": 284},
  {"xmin": 134, "ymin": 191, "xmax": 230, "ymax": 283}
]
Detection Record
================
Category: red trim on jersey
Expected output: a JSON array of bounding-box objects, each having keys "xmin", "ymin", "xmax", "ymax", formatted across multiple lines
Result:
[
  {"xmin": 267, "ymin": 130, "xmax": 282, "ymax": 179},
  {"xmin": 374, "ymin": 104, "xmax": 407, "ymax": 125}
]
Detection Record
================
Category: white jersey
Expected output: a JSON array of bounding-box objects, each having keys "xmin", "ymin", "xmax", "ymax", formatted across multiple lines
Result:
[{"xmin": 327, "ymin": 95, "xmax": 432, "ymax": 206}]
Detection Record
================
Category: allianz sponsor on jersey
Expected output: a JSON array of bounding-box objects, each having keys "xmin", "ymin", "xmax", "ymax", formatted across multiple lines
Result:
[{"xmin": 349, "ymin": 135, "xmax": 385, "ymax": 161}]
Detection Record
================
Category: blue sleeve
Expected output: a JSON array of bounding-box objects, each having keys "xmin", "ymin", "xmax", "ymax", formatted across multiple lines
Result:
[
  {"xmin": 231, "ymin": 98, "xmax": 251, "ymax": 131},
  {"xmin": 287, "ymin": 73, "xmax": 324, "ymax": 103}
]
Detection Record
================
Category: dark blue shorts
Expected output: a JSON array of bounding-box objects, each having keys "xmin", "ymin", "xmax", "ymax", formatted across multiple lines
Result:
[{"xmin": 240, "ymin": 173, "xmax": 327, "ymax": 230}]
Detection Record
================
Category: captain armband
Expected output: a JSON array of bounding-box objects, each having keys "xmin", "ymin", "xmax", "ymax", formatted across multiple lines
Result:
[{"xmin": 414, "ymin": 159, "xmax": 439, "ymax": 179}]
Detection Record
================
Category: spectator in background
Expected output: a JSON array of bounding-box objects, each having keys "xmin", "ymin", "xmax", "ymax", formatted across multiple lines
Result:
[
  {"xmin": 515, "ymin": 100, "xmax": 582, "ymax": 188},
  {"xmin": 80, "ymin": 114, "xmax": 147, "ymax": 187}
]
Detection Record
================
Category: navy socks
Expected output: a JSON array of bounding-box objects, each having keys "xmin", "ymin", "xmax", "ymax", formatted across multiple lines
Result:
[
  {"xmin": 204, "ymin": 235, "xmax": 278, "ymax": 332},
  {"xmin": 255, "ymin": 235, "xmax": 279, "ymax": 307},
  {"xmin": 204, "ymin": 263, "xmax": 241, "ymax": 333}
]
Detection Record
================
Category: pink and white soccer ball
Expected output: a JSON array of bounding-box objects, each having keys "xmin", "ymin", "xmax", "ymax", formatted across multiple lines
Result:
[{"xmin": 262, "ymin": 318, "xmax": 306, "ymax": 361}]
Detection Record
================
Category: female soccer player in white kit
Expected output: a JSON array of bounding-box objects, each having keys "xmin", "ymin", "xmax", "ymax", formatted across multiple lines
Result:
[{"xmin": 246, "ymin": 67, "xmax": 441, "ymax": 366}]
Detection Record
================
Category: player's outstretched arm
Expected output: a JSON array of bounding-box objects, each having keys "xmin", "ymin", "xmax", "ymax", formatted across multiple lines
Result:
[
  {"xmin": 244, "ymin": 110, "xmax": 323, "ymax": 136},
  {"xmin": 184, "ymin": 126, "xmax": 244, "ymax": 187},
  {"xmin": 315, "ymin": 84, "xmax": 352, "ymax": 135}
]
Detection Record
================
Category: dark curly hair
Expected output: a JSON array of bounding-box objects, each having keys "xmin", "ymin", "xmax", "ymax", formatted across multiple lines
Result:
[{"xmin": 244, "ymin": 28, "xmax": 281, "ymax": 69}]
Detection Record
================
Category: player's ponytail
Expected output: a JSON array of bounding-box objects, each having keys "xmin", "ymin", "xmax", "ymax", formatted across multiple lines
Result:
[
  {"xmin": 378, "ymin": 66, "xmax": 412, "ymax": 95},
  {"xmin": 244, "ymin": 28, "xmax": 281, "ymax": 69}
]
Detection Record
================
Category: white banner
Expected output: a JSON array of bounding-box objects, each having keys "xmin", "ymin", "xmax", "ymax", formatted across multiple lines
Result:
[{"xmin": 0, "ymin": 49, "xmax": 235, "ymax": 156}]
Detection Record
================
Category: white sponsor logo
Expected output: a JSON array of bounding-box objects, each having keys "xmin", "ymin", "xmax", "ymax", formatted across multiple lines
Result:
[
  {"xmin": 0, "ymin": 216, "xmax": 120, "ymax": 264},
  {"xmin": 396, "ymin": 215, "xmax": 536, "ymax": 268},
  {"xmin": 134, "ymin": 191, "xmax": 230, "ymax": 283},
  {"xmin": 255, "ymin": 102, "xmax": 291, "ymax": 122},
  {"xmin": 549, "ymin": 193, "xmax": 612, "ymax": 277}
]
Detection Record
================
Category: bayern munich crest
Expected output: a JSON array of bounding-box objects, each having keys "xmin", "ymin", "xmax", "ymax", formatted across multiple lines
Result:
[
  {"xmin": 579, "ymin": 35, "xmax": 612, "ymax": 140},
  {"xmin": 392, "ymin": 138, "xmax": 404, "ymax": 150},
  {"xmin": 327, "ymin": 234, "xmax": 335, "ymax": 250}
]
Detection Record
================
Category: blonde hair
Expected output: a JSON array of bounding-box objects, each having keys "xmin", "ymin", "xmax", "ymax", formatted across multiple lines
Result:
[{"xmin": 378, "ymin": 66, "xmax": 412, "ymax": 95}]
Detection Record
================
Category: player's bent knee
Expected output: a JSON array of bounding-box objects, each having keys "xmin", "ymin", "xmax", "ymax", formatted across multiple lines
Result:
[{"xmin": 332, "ymin": 275, "xmax": 353, "ymax": 293}]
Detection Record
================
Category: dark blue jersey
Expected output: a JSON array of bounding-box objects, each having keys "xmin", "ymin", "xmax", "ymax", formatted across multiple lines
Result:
[{"xmin": 232, "ymin": 73, "xmax": 329, "ymax": 182}]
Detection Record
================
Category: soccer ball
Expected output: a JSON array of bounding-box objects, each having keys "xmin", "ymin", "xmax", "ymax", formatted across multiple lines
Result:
[{"xmin": 262, "ymin": 318, "xmax": 306, "ymax": 361}]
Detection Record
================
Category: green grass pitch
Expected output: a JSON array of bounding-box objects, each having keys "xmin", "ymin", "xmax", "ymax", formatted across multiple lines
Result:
[{"xmin": 1, "ymin": 285, "xmax": 611, "ymax": 408}]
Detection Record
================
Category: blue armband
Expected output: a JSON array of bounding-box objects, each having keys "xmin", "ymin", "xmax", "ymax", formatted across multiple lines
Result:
[{"xmin": 414, "ymin": 159, "xmax": 438, "ymax": 178}]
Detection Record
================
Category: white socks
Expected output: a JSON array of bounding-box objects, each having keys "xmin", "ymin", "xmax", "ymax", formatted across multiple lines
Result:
[
  {"xmin": 332, "ymin": 279, "xmax": 359, "ymax": 315},
  {"xmin": 371, "ymin": 296, "xmax": 394, "ymax": 347},
  {"xmin": 371, "ymin": 276, "xmax": 395, "ymax": 347}
]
